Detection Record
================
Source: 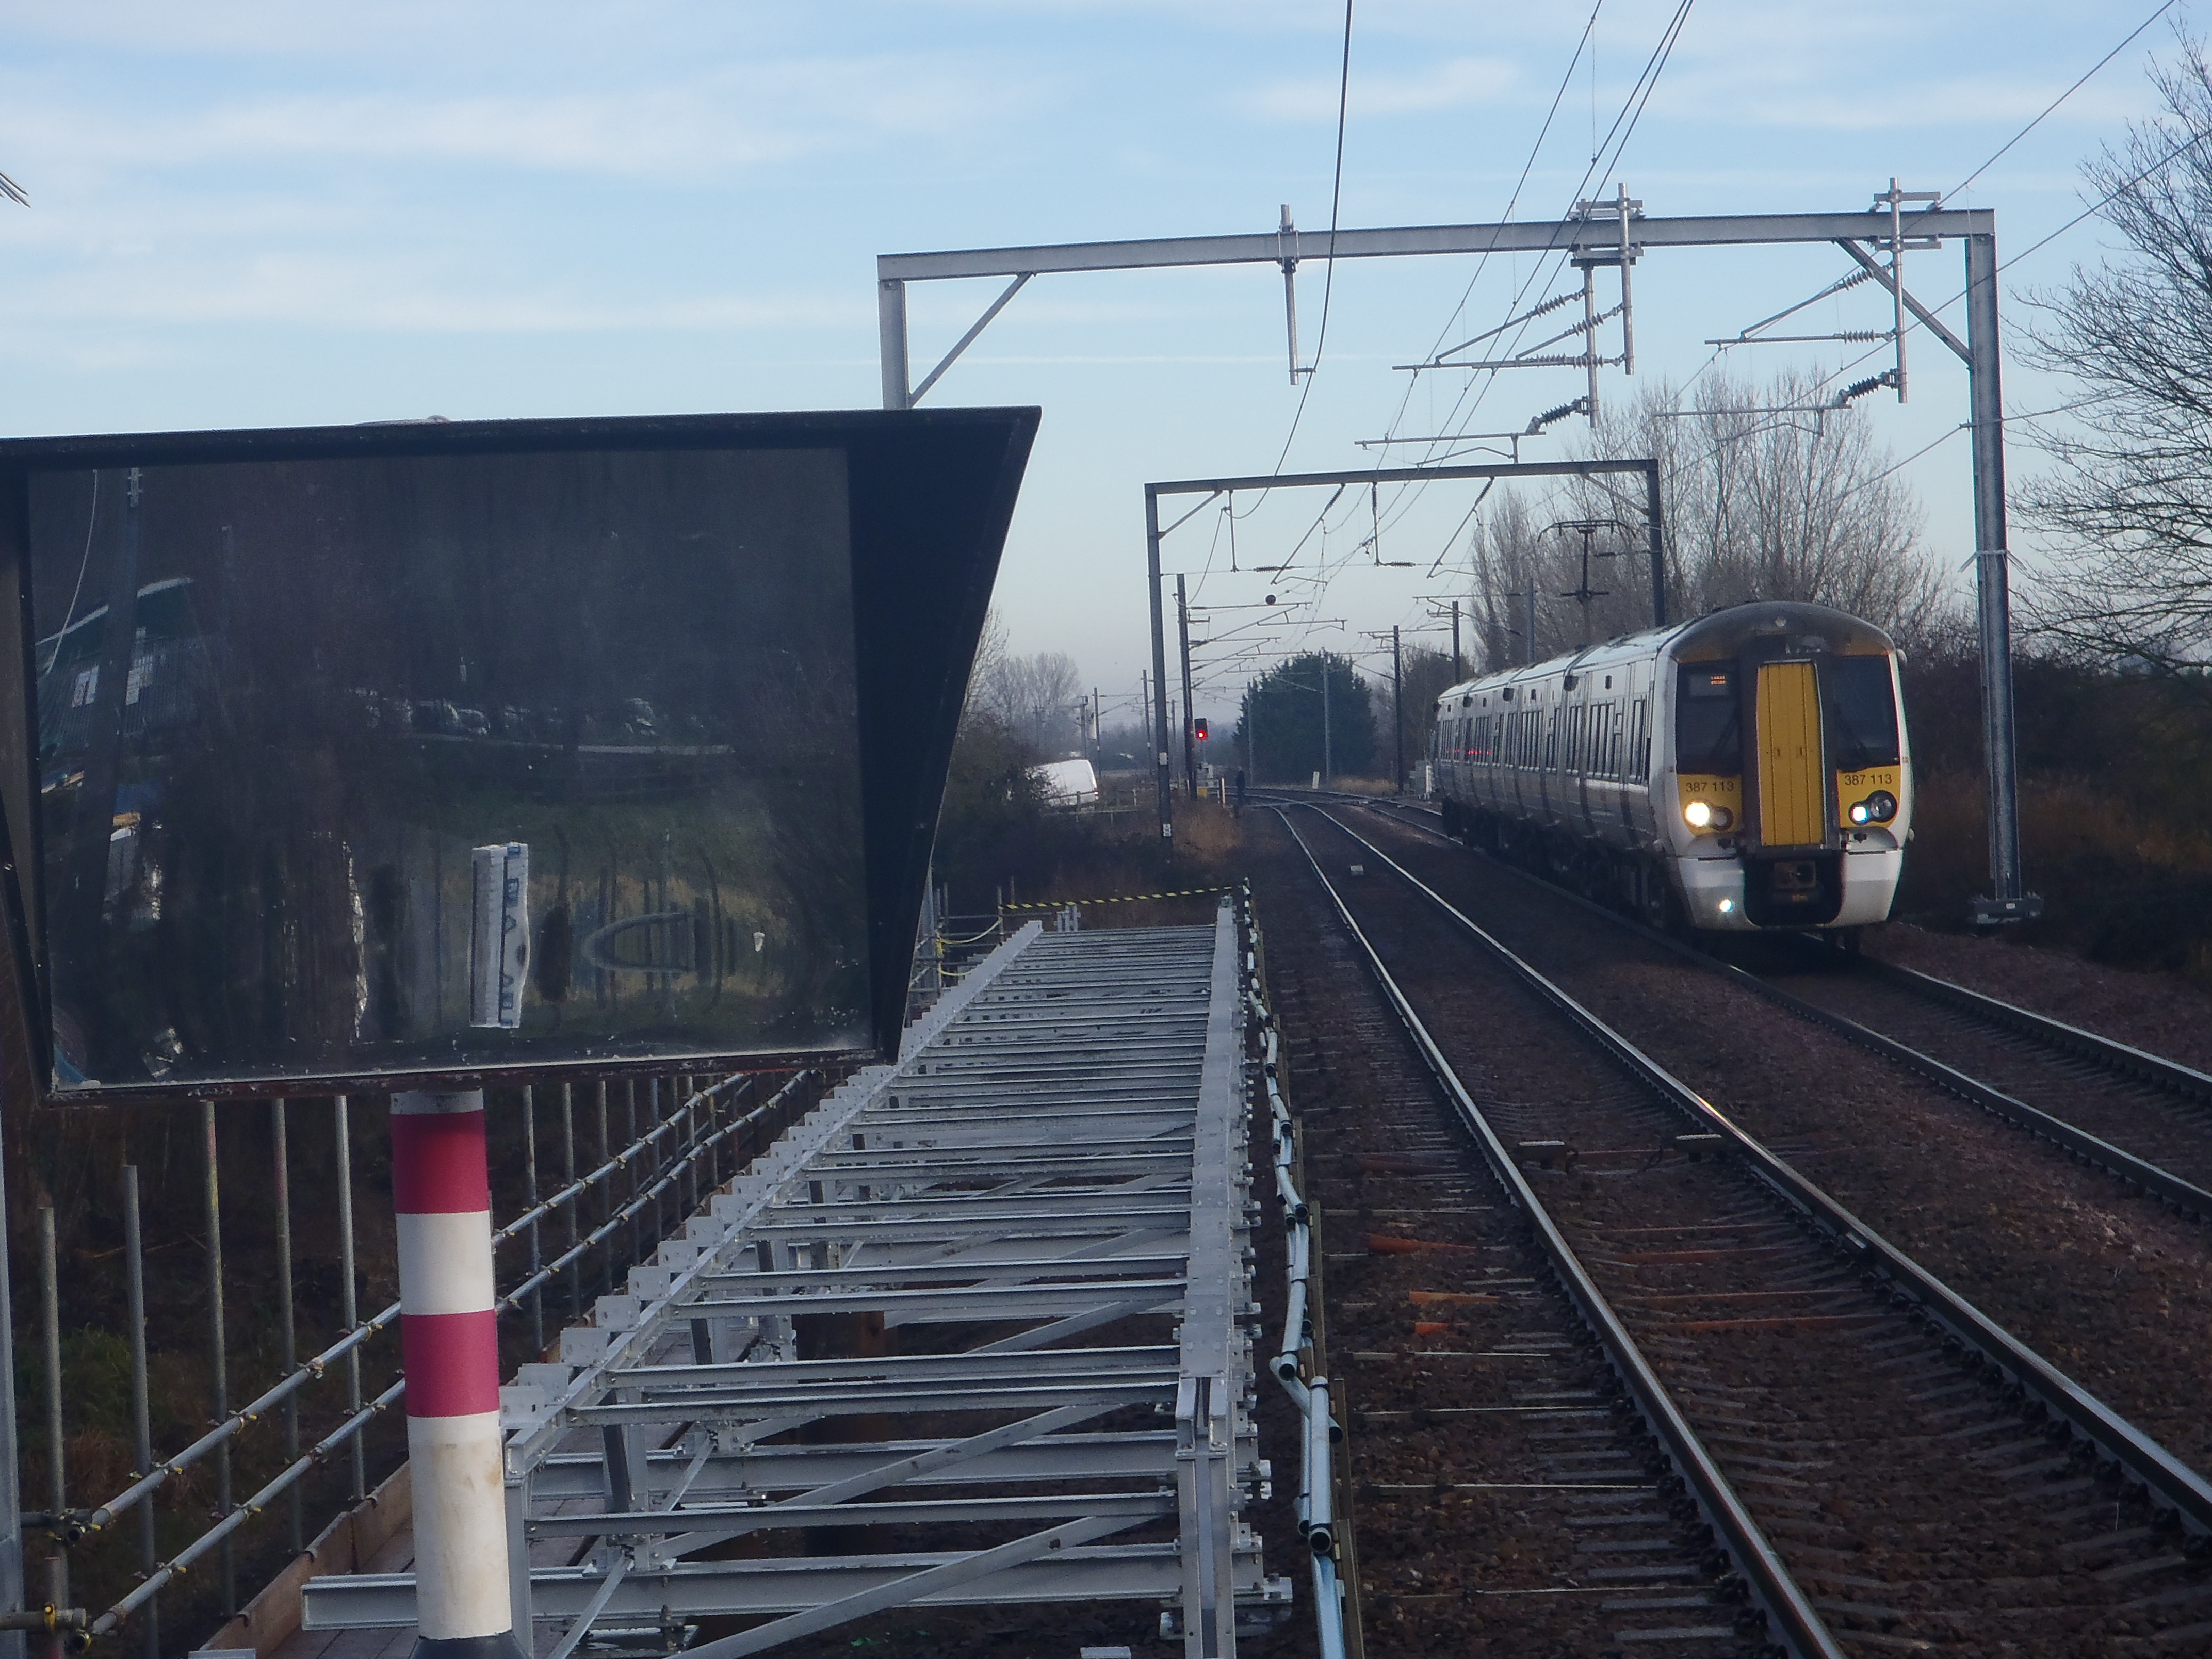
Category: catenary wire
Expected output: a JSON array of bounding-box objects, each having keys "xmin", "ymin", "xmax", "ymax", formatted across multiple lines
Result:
[{"xmin": 1948, "ymin": 1, "xmax": 2176, "ymax": 203}]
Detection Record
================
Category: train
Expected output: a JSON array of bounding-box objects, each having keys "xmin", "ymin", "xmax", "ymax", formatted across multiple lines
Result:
[{"xmin": 1427, "ymin": 599, "xmax": 1910, "ymax": 934}]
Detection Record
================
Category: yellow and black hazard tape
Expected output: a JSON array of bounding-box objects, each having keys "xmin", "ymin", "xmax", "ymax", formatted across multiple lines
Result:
[{"xmin": 1002, "ymin": 884, "xmax": 1239, "ymax": 910}]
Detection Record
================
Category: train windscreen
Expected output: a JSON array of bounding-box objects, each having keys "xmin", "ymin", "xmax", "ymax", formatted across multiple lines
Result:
[
  {"xmin": 1674, "ymin": 664, "xmax": 1741, "ymax": 774},
  {"xmin": 1824, "ymin": 656, "xmax": 1901, "ymax": 770}
]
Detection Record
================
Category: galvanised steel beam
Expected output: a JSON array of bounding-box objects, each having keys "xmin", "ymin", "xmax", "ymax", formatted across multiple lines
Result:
[
  {"xmin": 303, "ymin": 908, "xmax": 1286, "ymax": 1658},
  {"xmin": 877, "ymin": 209, "xmax": 1993, "ymax": 286},
  {"xmin": 300, "ymin": 1542, "xmax": 1281, "ymax": 1627}
]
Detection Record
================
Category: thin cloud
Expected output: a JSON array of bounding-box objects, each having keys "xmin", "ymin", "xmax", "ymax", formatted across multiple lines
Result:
[
  {"xmin": 1240, "ymin": 56, "xmax": 1518, "ymax": 123},
  {"xmin": 0, "ymin": 56, "xmax": 1051, "ymax": 184},
  {"xmin": 8, "ymin": 251, "xmax": 870, "ymax": 334}
]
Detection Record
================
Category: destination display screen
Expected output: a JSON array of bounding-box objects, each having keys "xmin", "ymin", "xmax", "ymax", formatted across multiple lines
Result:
[{"xmin": 21, "ymin": 441, "xmax": 871, "ymax": 1096}]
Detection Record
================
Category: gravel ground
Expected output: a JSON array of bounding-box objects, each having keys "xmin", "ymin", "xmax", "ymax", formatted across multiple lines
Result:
[
  {"xmin": 1250, "ymin": 820, "xmax": 1764, "ymax": 1658},
  {"xmin": 1834, "ymin": 919, "xmax": 2212, "ymax": 1075}
]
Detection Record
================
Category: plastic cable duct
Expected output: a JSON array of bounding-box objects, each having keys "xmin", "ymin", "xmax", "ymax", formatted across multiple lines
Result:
[
  {"xmin": 302, "ymin": 905, "xmax": 1293, "ymax": 1658},
  {"xmin": 1239, "ymin": 883, "xmax": 1351, "ymax": 1659}
]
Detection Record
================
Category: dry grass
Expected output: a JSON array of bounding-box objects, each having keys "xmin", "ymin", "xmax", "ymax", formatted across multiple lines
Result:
[{"xmin": 1898, "ymin": 770, "xmax": 2212, "ymax": 985}]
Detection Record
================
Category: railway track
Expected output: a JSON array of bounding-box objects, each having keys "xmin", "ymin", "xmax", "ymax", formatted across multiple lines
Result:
[
  {"xmin": 1258, "ymin": 802, "xmax": 2212, "ymax": 1655},
  {"xmin": 1251, "ymin": 826, "xmax": 1801, "ymax": 1657},
  {"xmin": 1311, "ymin": 795, "xmax": 2212, "ymax": 1485},
  {"xmin": 1331, "ymin": 789, "xmax": 2212, "ymax": 1223}
]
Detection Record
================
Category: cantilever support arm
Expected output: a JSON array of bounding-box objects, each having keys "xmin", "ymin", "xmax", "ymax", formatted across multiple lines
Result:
[
  {"xmin": 1834, "ymin": 240, "xmax": 1969, "ymax": 364},
  {"xmin": 909, "ymin": 273, "xmax": 1033, "ymax": 406}
]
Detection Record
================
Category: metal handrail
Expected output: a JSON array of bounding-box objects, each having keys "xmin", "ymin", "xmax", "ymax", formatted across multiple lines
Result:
[{"xmin": 73, "ymin": 1066, "xmax": 813, "ymax": 1644}]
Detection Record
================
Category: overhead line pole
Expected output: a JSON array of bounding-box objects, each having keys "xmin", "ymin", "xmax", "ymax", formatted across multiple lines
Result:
[
  {"xmin": 1392, "ymin": 625, "xmax": 1404, "ymax": 794},
  {"xmin": 1177, "ymin": 574, "xmax": 1198, "ymax": 799},
  {"xmin": 889, "ymin": 196, "xmax": 2029, "ymax": 920},
  {"xmin": 1964, "ymin": 232, "xmax": 2035, "ymax": 921},
  {"xmin": 1145, "ymin": 491, "xmax": 1174, "ymax": 855}
]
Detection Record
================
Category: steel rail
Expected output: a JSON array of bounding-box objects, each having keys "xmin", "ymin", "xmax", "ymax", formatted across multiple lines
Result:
[
  {"xmin": 1307, "ymin": 802, "xmax": 2212, "ymax": 1539},
  {"xmin": 1351, "ymin": 796, "xmax": 2212, "ymax": 1219},
  {"xmin": 1272, "ymin": 808, "xmax": 1841, "ymax": 1659},
  {"xmin": 1856, "ymin": 954, "xmax": 2212, "ymax": 1105}
]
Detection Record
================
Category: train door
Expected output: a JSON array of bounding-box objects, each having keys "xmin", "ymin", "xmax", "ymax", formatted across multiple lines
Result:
[
  {"xmin": 1753, "ymin": 661, "xmax": 1825, "ymax": 847},
  {"xmin": 1743, "ymin": 653, "xmax": 1843, "ymax": 924}
]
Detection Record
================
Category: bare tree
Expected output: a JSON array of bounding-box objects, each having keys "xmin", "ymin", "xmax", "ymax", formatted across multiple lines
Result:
[
  {"xmin": 1589, "ymin": 370, "xmax": 1938, "ymax": 631},
  {"xmin": 2017, "ymin": 30, "xmax": 2212, "ymax": 668},
  {"xmin": 1458, "ymin": 370, "xmax": 1939, "ymax": 662},
  {"xmin": 963, "ymin": 608, "xmax": 1011, "ymax": 718},
  {"xmin": 975, "ymin": 643, "xmax": 1085, "ymax": 756}
]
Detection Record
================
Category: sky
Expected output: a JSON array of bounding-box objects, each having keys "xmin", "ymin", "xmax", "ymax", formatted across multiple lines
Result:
[{"xmin": 0, "ymin": 0, "xmax": 2187, "ymax": 734}]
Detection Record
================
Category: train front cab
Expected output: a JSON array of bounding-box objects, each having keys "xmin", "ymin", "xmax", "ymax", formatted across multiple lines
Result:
[{"xmin": 1669, "ymin": 607, "xmax": 1907, "ymax": 933}]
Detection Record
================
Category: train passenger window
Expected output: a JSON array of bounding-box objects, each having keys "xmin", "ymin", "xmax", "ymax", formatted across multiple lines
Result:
[
  {"xmin": 1676, "ymin": 665, "xmax": 1742, "ymax": 775},
  {"xmin": 1825, "ymin": 656, "xmax": 1901, "ymax": 769},
  {"xmin": 1630, "ymin": 697, "xmax": 1650, "ymax": 780},
  {"xmin": 1543, "ymin": 711, "xmax": 1557, "ymax": 769}
]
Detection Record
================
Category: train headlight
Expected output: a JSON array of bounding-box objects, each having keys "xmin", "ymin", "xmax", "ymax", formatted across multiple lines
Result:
[
  {"xmin": 1683, "ymin": 802, "xmax": 1734, "ymax": 832},
  {"xmin": 1848, "ymin": 790, "xmax": 1898, "ymax": 826}
]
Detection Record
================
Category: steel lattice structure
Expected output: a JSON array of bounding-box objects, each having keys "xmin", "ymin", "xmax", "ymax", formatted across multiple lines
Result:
[{"xmin": 302, "ymin": 908, "xmax": 1287, "ymax": 1657}]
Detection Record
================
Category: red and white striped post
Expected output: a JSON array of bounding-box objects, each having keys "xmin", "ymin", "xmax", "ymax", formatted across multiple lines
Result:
[{"xmin": 391, "ymin": 1089, "xmax": 527, "ymax": 1659}]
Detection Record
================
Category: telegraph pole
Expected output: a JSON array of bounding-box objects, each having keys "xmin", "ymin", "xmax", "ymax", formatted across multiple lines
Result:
[
  {"xmin": 1322, "ymin": 659, "xmax": 1332, "ymax": 784},
  {"xmin": 1451, "ymin": 600, "xmax": 1463, "ymax": 680}
]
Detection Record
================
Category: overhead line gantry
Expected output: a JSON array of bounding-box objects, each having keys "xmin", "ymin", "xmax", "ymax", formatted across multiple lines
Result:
[{"xmin": 876, "ymin": 199, "xmax": 2036, "ymax": 922}]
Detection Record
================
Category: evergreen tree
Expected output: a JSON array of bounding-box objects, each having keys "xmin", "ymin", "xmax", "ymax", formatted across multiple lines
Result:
[{"xmin": 1229, "ymin": 651, "xmax": 1378, "ymax": 783}]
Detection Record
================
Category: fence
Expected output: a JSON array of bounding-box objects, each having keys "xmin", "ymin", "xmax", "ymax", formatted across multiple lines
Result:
[{"xmin": 2, "ymin": 1067, "xmax": 824, "ymax": 1659}]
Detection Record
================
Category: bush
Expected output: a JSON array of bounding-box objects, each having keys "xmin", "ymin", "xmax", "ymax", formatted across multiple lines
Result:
[{"xmin": 1897, "ymin": 642, "xmax": 2212, "ymax": 981}]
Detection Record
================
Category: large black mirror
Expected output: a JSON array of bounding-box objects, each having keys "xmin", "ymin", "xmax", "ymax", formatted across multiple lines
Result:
[{"xmin": 0, "ymin": 408, "xmax": 1037, "ymax": 1102}]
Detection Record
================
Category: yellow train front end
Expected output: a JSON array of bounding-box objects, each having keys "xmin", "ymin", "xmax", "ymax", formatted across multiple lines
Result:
[{"xmin": 1666, "ymin": 604, "xmax": 1910, "ymax": 932}]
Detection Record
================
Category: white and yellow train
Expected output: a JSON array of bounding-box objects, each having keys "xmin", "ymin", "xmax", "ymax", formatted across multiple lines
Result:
[{"xmin": 1428, "ymin": 600, "xmax": 1910, "ymax": 933}]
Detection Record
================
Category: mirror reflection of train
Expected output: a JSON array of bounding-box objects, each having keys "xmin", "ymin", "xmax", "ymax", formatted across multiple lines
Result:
[
  {"xmin": 24, "ymin": 443, "xmax": 877, "ymax": 1092},
  {"xmin": 30, "ymin": 574, "xmax": 833, "ymax": 1078}
]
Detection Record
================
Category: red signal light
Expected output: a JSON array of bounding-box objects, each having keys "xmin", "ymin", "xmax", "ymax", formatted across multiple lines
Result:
[{"xmin": 1194, "ymin": 718, "xmax": 1209, "ymax": 741}]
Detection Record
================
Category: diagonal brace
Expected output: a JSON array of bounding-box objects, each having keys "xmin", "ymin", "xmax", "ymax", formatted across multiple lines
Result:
[
  {"xmin": 910, "ymin": 272, "xmax": 1032, "ymax": 406},
  {"xmin": 1834, "ymin": 240, "xmax": 1968, "ymax": 364},
  {"xmin": 676, "ymin": 1512, "xmax": 1137, "ymax": 1659}
]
